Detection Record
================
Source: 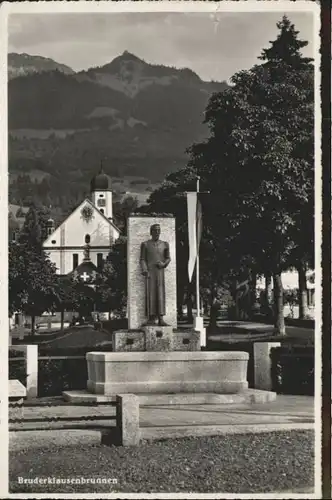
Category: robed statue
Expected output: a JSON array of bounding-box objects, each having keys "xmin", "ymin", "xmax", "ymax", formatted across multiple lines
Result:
[{"xmin": 140, "ymin": 224, "xmax": 171, "ymax": 326}]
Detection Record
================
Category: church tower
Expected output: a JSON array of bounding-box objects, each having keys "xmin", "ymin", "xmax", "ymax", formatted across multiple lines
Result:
[{"xmin": 90, "ymin": 165, "xmax": 113, "ymax": 219}]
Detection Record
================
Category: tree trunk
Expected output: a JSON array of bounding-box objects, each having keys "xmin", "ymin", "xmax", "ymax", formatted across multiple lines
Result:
[
  {"xmin": 208, "ymin": 296, "xmax": 219, "ymax": 330},
  {"xmin": 297, "ymin": 261, "xmax": 308, "ymax": 319},
  {"xmin": 265, "ymin": 275, "xmax": 273, "ymax": 301},
  {"xmin": 60, "ymin": 309, "xmax": 65, "ymax": 331},
  {"xmin": 250, "ymin": 272, "xmax": 257, "ymax": 314},
  {"xmin": 273, "ymin": 273, "xmax": 285, "ymax": 336},
  {"xmin": 264, "ymin": 275, "xmax": 273, "ymax": 318},
  {"xmin": 31, "ymin": 315, "xmax": 36, "ymax": 336}
]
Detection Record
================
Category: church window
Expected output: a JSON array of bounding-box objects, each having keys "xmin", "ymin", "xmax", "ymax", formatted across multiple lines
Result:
[
  {"xmin": 47, "ymin": 227, "xmax": 53, "ymax": 236},
  {"xmin": 99, "ymin": 194, "xmax": 104, "ymax": 198},
  {"xmin": 100, "ymin": 209, "xmax": 104, "ymax": 214},
  {"xmin": 73, "ymin": 253, "xmax": 78, "ymax": 270},
  {"xmin": 97, "ymin": 253, "xmax": 103, "ymax": 271},
  {"xmin": 97, "ymin": 198, "xmax": 106, "ymax": 207},
  {"xmin": 85, "ymin": 234, "xmax": 91, "ymax": 244},
  {"xmin": 51, "ymin": 240, "xmax": 56, "ymax": 244}
]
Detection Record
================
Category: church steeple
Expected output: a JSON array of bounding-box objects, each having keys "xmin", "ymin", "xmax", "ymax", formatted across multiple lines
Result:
[{"xmin": 90, "ymin": 162, "xmax": 113, "ymax": 219}]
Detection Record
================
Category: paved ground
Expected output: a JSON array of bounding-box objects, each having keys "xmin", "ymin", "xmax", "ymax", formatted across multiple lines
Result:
[
  {"xmin": 207, "ymin": 320, "xmax": 314, "ymax": 343},
  {"xmin": 9, "ymin": 395, "xmax": 315, "ymax": 448}
]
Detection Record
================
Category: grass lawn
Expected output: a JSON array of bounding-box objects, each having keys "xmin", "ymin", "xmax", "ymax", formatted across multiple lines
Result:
[{"xmin": 9, "ymin": 430, "xmax": 314, "ymax": 494}]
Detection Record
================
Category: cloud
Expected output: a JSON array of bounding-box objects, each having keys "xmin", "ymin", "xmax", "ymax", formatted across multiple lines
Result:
[{"xmin": 8, "ymin": 11, "xmax": 314, "ymax": 81}]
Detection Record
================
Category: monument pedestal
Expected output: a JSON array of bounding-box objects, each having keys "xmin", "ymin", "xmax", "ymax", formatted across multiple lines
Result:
[{"xmin": 112, "ymin": 326, "xmax": 201, "ymax": 353}]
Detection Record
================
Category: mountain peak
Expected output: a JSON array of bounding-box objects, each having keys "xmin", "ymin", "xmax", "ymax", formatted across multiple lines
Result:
[{"xmin": 121, "ymin": 50, "xmax": 143, "ymax": 61}]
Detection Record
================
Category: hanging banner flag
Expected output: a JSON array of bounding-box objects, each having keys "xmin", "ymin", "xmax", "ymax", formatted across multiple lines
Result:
[
  {"xmin": 196, "ymin": 198, "xmax": 203, "ymax": 251},
  {"xmin": 187, "ymin": 192, "xmax": 198, "ymax": 282}
]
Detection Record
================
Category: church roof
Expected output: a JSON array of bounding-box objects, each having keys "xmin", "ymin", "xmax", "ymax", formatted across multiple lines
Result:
[
  {"xmin": 43, "ymin": 198, "xmax": 121, "ymax": 246},
  {"xmin": 90, "ymin": 166, "xmax": 112, "ymax": 192}
]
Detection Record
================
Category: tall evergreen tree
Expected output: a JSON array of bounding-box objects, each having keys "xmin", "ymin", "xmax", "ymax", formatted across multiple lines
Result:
[{"xmin": 186, "ymin": 16, "xmax": 314, "ymax": 334}]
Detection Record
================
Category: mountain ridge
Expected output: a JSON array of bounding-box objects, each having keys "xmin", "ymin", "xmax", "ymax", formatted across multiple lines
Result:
[
  {"xmin": 8, "ymin": 52, "xmax": 75, "ymax": 79},
  {"xmin": 8, "ymin": 51, "xmax": 229, "ymax": 211}
]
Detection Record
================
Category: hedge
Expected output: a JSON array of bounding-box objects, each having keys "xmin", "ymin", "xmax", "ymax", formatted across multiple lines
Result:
[
  {"xmin": 38, "ymin": 344, "xmax": 113, "ymax": 357},
  {"xmin": 38, "ymin": 357, "xmax": 87, "ymax": 397},
  {"xmin": 9, "ymin": 359, "xmax": 26, "ymax": 386},
  {"xmin": 206, "ymin": 340, "xmax": 314, "ymax": 395},
  {"xmin": 9, "ymin": 349, "xmax": 26, "ymax": 386},
  {"xmin": 270, "ymin": 345, "xmax": 314, "ymax": 396}
]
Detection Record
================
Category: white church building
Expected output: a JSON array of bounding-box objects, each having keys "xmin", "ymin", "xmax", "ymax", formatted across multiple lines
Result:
[{"xmin": 43, "ymin": 168, "xmax": 120, "ymax": 279}]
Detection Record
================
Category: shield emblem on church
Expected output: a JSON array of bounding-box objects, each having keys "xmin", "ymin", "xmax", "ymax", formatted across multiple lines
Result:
[{"xmin": 71, "ymin": 261, "xmax": 98, "ymax": 286}]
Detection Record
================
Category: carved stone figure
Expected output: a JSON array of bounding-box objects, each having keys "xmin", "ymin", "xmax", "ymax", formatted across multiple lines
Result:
[{"xmin": 140, "ymin": 224, "xmax": 171, "ymax": 326}]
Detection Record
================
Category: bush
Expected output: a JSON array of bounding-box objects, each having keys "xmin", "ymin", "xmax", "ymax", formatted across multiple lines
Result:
[
  {"xmin": 38, "ymin": 345, "xmax": 113, "ymax": 357},
  {"xmin": 9, "ymin": 359, "xmax": 26, "ymax": 386},
  {"xmin": 38, "ymin": 357, "xmax": 88, "ymax": 397},
  {"xmin": 270, "ymin": 345, "xmax": 314, "ymax": 395},
  {"xmin": 9, "ymin": 349, "xmax": 26, "ymax": 386},
  {"xmin": 283, "ymin": 289, "xmax": 299, "ymax": 318}
]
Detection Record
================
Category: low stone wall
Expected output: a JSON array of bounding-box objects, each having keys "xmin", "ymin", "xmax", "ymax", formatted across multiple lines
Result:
[{"xmin": 86, "ymin": 351, "xmax": 249, "ymax": 395}]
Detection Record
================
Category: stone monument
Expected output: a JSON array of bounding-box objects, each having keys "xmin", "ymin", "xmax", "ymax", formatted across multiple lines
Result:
[
  {"xmin": 82, "ymin": 214, "xmax": 249, "ymax": 395},
  {"xmin": 112, "ymin": 214, "xmax": 200, "ymax": 352},
  {"xmin": 64, "ymin": 213, "xmax": 276, "ymax": 406}
]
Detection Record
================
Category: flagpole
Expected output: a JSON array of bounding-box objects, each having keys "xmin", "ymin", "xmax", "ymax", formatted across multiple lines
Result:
[{"xmin": 196, "ymin": 176, "xmax": 200, "ymax": 319}]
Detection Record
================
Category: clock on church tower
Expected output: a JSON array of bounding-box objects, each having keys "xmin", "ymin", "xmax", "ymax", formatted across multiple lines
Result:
[{"xmin": 43, "ymin": 164, "xmax": 120, "ymax": 276}]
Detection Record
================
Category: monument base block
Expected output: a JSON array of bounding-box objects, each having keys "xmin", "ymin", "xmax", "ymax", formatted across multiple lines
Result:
[
  {"xmin": 112, "ymin": 327, "xmax": 201, "ymax": 352},
  {"xmin": 112, "ymin": 330, "xmax": 145, "ymax": 352},
  {"xmin": 144, "ymin": 325, "xmax": 173, "ymax": 351},
  {"xmin": 86, "ymin": 351, "xmax": 249, "ymax": 395}
]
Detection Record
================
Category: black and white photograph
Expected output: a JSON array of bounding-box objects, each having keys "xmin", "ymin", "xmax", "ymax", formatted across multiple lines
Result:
[{"xmin": 1, "ymin": 0, "xmax": 321, "ymax": 497}]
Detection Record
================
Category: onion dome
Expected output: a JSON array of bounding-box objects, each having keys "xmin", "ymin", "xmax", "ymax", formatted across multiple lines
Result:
[{"xmin": 90, "ymin": 164, "xmax": 112, "ymax": 192}]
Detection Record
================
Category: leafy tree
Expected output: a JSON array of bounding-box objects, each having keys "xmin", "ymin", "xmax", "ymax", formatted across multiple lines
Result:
[
  {"xmin": 142, "ymin": 168, "xmax": 249, "ymax": 324},
  {"xmin": 113, "ymin": 195, "xmax": 139, "ymax": 233},
  {"xmin": 187, "ymin": 16, "xmax": 314, "ymax": 335},
  {"xmin": 283, "ymin": 288, "xmax": 298, "ymax": 318},
  {"xmin": 96, "ymin": 236, "xmax": 127, "ymax": 317},
  {"xmin": 57, "ymin": 275, "xmax": 96, "ymax": 326},
  {"xmin": 9, "ymin": 206, "xmax": 60, "ymax": 334},
  {"xmin": 8, "ymin": 211, "xmax": 19, "ymax": 242}
]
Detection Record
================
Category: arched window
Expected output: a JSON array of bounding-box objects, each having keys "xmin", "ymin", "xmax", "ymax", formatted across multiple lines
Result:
[
  {"xmin": 85, "ymin": 234, "xmax": 90, "ymax": 244},
  {"xmin": 73, "ymin": 254, "xmax": 78, "ymax": 270},
  {"xmin": 100, "ymin": 209, "xmax": 104, "ymax": 215}
]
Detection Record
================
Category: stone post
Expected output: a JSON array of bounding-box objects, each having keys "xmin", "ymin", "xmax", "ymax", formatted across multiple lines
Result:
[
  {"xmin": 116, "ymin": 394, "xmax": 140, "ymax": 446},
  {"xmin": 253, "ymin": 342, "xmax": 280, "ymax": 391},
  {"xmin": 14, "ymin": 345, "xmax": 38, "ymax": 399}
]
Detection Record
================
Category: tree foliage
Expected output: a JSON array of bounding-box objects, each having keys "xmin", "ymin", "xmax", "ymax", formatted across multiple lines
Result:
[
  {"xmin": 144, "ymin": 16, "xmax": 314, "ymax": 334},
  {"xmin": 9, "ymin": 206, "xmax": 60, "ymax": 333},
  {"xmin": 95, "ymin": 236, "xmax": 127, "ymax": 317}
]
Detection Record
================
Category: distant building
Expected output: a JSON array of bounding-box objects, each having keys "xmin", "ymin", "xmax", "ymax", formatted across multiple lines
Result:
[
  {"xmin": 8, "ymin": 204, "xmax": 29, "ymax": 242},
  {"xmin": 43, "ymin": 167, "xmax": 120, "ymax": 281}
]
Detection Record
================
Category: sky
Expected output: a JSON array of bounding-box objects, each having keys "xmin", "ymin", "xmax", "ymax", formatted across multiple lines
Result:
[{"xmin": 8, "ymin": 11, "xmax": 314, "ymax": 82}]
